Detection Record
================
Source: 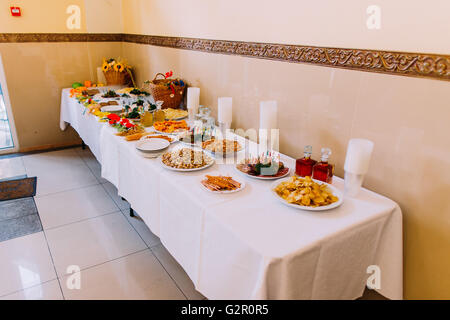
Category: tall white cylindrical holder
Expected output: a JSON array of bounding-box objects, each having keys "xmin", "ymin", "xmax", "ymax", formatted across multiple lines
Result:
[
  {"xmin": 344, "ymin": 138, "xmax": 374, "ymax": 197},
  {"xmin": 218, "ymin": 97, "xmax": 233, "ymax": 135},
  {"xmin": 187, "ymin": 87, "xmax": 200, "ymax": 123},
  {"xmin": 259, "ymin": 100, "xmax": 278, "ymax": 152}
]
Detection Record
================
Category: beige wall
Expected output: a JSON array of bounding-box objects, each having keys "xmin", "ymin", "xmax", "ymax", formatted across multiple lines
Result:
[
  {"xmin": 0, "ymin": 0, "xmax": 124, "ymax": 151},
  {"xmin": 0, "ymin": 0, "xmax": 123, "ymax": 33},
  {"xmin": 0, "ymin": 42, "xmax": 123, "ymax": 151},
  {"xmin": 122, "ymin": 0, "xmax": 450, "ymax": 299},
  {"xmin": 122, "ymin": 0, "xmax": 450, "ymax": 54}
]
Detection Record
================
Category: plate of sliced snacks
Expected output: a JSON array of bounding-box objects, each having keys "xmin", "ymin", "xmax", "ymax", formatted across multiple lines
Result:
[
  {"xmin": 235, "ymin": 154, "xmax": 290, "ymax": 180},
  {"xmin": 163, "ymin": 108, "xmax": 188, "ymax": 120},
  {"xmin": 153, "ymin": 120, "xmax": 189, "ymax": 134},
  {"xmin": 200, "ymin": 175, "xmax": 245, "ymax": 194},
  {"xmin": 160, "ymin": 148, "xmax": 214, "ymax": 172},
  {"xmin": 271, "ymin": 176, "xmax": 343, "ymax": 211}
]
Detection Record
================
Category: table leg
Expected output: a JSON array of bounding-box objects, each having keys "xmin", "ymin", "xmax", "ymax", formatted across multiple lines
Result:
[{"xmin": 121, "ymin": 197, "xmax": 134, "ymax": 217}]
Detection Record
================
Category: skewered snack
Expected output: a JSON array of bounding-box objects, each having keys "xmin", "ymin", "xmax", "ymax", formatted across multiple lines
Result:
[
  {"xmin": 161, "ymin": 148, "xmax": 213, "ymax": 169},
  {"xmin": 142, "ymin": 135, "xmax": 173, "ymax": 143},
  {"xmin": 274, "ymin": 176, "xmax": 338, "ymax": 207},
  {"xmin": 202, "ymin": 139, "xmax": 242, "ymax": 153},
  {"xmin": 237, "ymin": 154, "xmax": 287, "ymax": 177},
  {"xmin": 153, "ymin": 120, "xmax": 189, "ymax": 133},
  {"xmin": 201, "ymin": 175, "xmax": 241, "ymax": 192},
  {"xmin": 124, "ymin": 132, "xmax": 154, "ymax": 141}
]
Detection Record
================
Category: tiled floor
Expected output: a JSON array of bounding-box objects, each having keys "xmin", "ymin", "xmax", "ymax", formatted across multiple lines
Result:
[{"xmin": 0, "ymin": 147, "xmax": 204, "ymax": 300}]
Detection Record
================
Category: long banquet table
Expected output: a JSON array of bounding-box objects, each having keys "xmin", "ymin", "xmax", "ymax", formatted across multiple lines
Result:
[{"xmin": 60, "ymin": 88, "xmax": 403, "ymax": 300}]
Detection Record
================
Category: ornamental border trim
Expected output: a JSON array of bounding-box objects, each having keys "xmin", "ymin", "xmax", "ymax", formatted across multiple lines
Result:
[{"xmin": 1, "ymin": 33, "xmax": 448, "ymax": 81}]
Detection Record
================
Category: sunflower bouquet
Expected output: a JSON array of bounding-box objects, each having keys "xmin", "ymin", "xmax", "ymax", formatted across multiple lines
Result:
[{"xmin": 102, "ymin": 58, "xmax": 134, "ymax": 86}]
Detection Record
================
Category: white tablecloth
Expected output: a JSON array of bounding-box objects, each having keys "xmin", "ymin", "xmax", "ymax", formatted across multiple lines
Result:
[{"xmin": 60, "ymin": 88, "xmax": 403, "ymax": 300}]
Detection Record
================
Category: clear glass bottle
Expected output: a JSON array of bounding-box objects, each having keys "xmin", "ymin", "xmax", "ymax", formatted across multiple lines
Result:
[
  {"xmin": 140, "ymin": 111, "xmax": 153, "ymax": 127},
  {"xmin": 312, "ymin": 148, "xmax": 334, "ymax": 183},
  {"xmin": 153, "ymin": 101, "xmax": 166, "ymax": 122},
  {"xmin": 295, "ymin": 145, "xmax": 317, "ymax": 177}
]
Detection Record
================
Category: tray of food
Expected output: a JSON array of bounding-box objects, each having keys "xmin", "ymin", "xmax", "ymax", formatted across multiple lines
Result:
[
  {"xmin": 160, "ymin": 148, "xmax": 215, "ymax": 171},
  {"xmin": 235, "ymin": 154, "xmax": 289, "ymax": 180},
  {"xmin": 200, "ymin": 175, "xmax": 245, "ymax": 194},
  {"xmin": 163, "ymin": 108, "xmax": 188, "ymax": 120},
  {"xmin": 153, "ymin": 120, "xmax": 189, "ymax": 134},
  {"xmin": 271, "ymin": 176, "xmax": 343, "ymax": 211},
  {"xmin": 202, "ymin": 138, "xmax": 243, "ymax": 156}
]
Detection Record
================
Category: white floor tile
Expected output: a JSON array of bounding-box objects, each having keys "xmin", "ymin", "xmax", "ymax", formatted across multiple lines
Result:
[
  {"xmin": 152, "ymin": 244, "xmax": 205, "ymax": 300},
  {"xmin": 22, "ymin": 149, "xmax": 85, "ymax": 172},
  {"xmin": 23, "ymin": 149, "xmax": 98, "ymax": 196},
  {"xmin": 61, "ymin": 250, "xmax": 185, "ymax": 300},
  {"xmin": 0, "ymin": 280, "xmax": 63, "ymax": 300},
  {"xmin": 75, "ymin": 148, "xmax": 108, "ymax": 184},
  {"xmin": 45, "ymin": 212, "xmax": 146, "ymax": 277},
  {"xmin": 35, "ymin": 184, "xmax": 119, "ymax": 229},
  {"xmin": 0, "ymin": 232, "xmax": 57, "ymax": 296},
  {"xmin": 102, "ymin": 182, "xmax": 130, "ymax": 210},
  {"xmin": 0, "ymin": 157, "xmax": 26, "ymax": 181},
  {"xmin": 121, "ymin": 210, "xmax": 161, "ymax": 248}
]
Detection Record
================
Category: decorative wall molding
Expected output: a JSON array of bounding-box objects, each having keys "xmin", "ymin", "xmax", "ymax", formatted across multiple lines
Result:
[
  {"xmin": 0, "ymin": 33, "xmax": 122, "ymax": 43},
  {"xmin": 123, "ymin": 34, "xmax": 450, "ymax": 81},
  {"xmin": 0, "ymin": 33, "xmax": 449, "ymax": 81}
]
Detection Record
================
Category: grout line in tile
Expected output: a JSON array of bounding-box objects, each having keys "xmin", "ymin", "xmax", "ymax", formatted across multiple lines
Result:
[
  {"xmin": 99, "ymin": 180, "xmax": 129, "ymax": 211},
  {"xmin": 34, "ymin": 181, "xmax": 101, "ymax": 199},
  {"xmin": 41, "ymin": 228, "xmax": 66, "ymax": 300},
  {"xmin": 56, "ymin": 248, "xmax": 149, "ymax": 282},
  {"xmin": 118, "ymin": 210, "xmax": 150, "ymax": 249},
  {"xmin": 77, "ymin": 148, "xmax": 105, "ymax": 184},
  {"xmin": 33, "ymin": 198, "xmax": 65, "ymax": 299},
  {"xmin": 0, "ymin": 278, "xmax": 59, "ymax": 299},
  {"xmin": 42, "ymin": 210, "xmax": 122, "ymax": 232},
  {"xmin": 149, "ymin": 244, "xmax": 188, "ymax": 300}
]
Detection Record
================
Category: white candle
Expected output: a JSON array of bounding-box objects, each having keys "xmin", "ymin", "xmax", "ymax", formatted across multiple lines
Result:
[
  {"xmin": 344, "ymin": 139, "xmax": 374, "ymax": 175},
  {"xmin": 218, "ymin": 97, "xmax": 233, "ymax": 124},
  {"xmin": 97, "ymin": 67, "xmax": 106, "ymax": 84},
  {"xmin": 259, "ymin": 100, "xmax": 278, "ymax": 130},
  {"xmin": 187, "ymin": 87, "xmax": 200, "ymax": 113}
]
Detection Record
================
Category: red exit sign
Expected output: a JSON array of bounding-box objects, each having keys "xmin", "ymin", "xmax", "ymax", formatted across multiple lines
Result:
[{"xmin": 10, "ymin": 6, "xmax": 21, "ymax": 16}]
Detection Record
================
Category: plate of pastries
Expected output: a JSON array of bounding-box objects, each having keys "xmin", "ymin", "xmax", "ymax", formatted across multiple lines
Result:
[
  {"xmin": 271, "ymin": 176, "xmax": 343, "ymax": 211},
  {"xmin": 153, "ymin": 120, "xmax": 189, "ymax": 134}
]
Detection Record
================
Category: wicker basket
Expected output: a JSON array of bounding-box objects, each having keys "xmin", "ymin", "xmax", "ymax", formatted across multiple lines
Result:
[
  {"xmin": 103, "ymin": 70, "xmax": 131, "ymax": 85},
  {"xmin": 145, "ymin": 73, "xmax": 185, "ymax": 109}
]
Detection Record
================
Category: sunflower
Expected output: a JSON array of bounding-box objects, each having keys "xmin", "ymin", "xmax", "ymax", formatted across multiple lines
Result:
[
  {"xmin": 102, "ymin": 62, "xmax": 110, "ymax": 72},
  {"xmin": 114, "ymin": 62, "xmax": 125, "ymax": 72}
]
